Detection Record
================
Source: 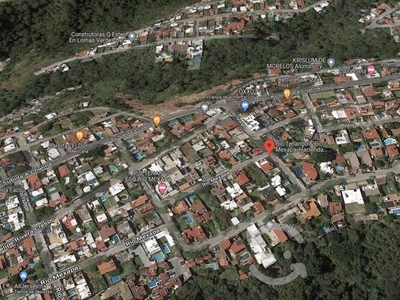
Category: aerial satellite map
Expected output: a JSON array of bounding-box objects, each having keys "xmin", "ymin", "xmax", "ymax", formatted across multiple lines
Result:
[{"xmin": 0, "ymin": 0, "xmax": 400, "ymax": 299}]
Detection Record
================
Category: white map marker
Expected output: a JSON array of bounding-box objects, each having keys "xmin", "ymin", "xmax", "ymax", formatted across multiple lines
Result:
[{"xmin": 327, "ymin": 58, "xmax": 335, "ymax": 68}]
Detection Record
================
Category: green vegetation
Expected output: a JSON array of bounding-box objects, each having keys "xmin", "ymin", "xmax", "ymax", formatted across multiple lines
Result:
[
  {"xmin": 38, "ymin": 120, "xmax": 64, "ymax": 137},
  {"xmin": 69, "ymin": 111, "xmax": 94, "ymax": 127},
  {"xmin": 1, "ymin": 0, "xmax": 398, "ymax": 116},
  {"xmin": 310, "ymin": 148, "xmax": 337, "ymax": 163},
  {"xmin": 244, "ymin": 164, "xmax": 268, "ymax": 186},
  {"xmin": 174, "ymin": 221, "xmax": 400, "ymax": 299},
  {"xmin": 35, "ymin": 206, "xmax": 55, "ymax": 221},
  {"xmin": 0, "ymin": 0, "xmax": 197, "ymax": 59}
]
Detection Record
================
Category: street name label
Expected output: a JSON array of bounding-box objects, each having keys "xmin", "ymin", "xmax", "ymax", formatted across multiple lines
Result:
[
  {"xmin": 125, "ymin": 228, "xmax": 161, "ymax": 247},
  {"xmin": 0, "ymin": 218, "xmax": 55, "ymax": 252},
  {"xmin": 39, "ymin": 266, "xmax": 80, "ymax": 285}
]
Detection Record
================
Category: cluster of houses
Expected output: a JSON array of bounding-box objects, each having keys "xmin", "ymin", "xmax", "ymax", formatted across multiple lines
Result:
[
  {"xmin": 155, "ymin": 40, "xmax": 204, "ymax": 69},
  {"xmin": 358, "ymin": 2, "xmax": 393, "ymax": 23}
]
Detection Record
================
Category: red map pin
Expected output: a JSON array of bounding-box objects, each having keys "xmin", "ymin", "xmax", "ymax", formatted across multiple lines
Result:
[{"xmin": 263, "ymin": 139, "xmax": 276, "ymax": 154}]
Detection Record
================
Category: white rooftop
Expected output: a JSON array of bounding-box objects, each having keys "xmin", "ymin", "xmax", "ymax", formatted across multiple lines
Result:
[{"xmin": 341, "ymin": 188, "xmax": 364, "ymax": 205}]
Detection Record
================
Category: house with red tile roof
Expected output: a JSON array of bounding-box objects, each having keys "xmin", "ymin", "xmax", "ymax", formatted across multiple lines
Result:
[
  {"xmin": 220, "ymin": 118, "xmax": 240, "ymax": 131},
  {"xmin": 131, "ymin": 195, "xmax": 149, "ymax": 209},
  {"xmin": 191, "ymin": 201, "xmax": 211, "ymax": 224},
  {"xmin": 299, "ymin": 200, "xmax": 321, "ymax": 220},
  {"xmin": 229, "ymin": 238, "xmax": 246, "ymax": 255},
  {"xmin": 22, "ymin": 236, "xmax": 36, "ymax": 256},
  {"xmin": 61, "ymin": 213, "xmax": 78, "ymax": 231},
  {"xmin": 302, "ymin": 161, "xmax": 318, "ymax": 182},
  {"xmin": 26, "ymin": 173, "xmax": 41, "ymax": 190},
  {"xmin": 329, "ymin": 202, "xmax": 343, "ymax": 215},
  {"xmin": 98, "ymin": 259, "xmax": 117, "ymax": 275},
  {"xmin": 98, "ymin": 225, "xmax": 116, "ymax": 242},
  {"xmin": 171, "ymin": 201, "xmax": 189, "ymax": 215},
  {"xmin": 370, "ymin": 147, "xmax": 384, "ymax": 157},
  {"xmin": 258, "ymin": 159, "xmax": 275, "ymax": 172},
  {"xmin": 234, "ymin": 172, "xmax": 250, "ymax": 186},
  {"xmin": 182, "ymin": 227, "xmax": 207, "ymax": 244},
  {"xmin": 223, "ymin": 19, "xmax": 246, "ymax": 35},
  {"xmin": 253, "ymin": 202, "xmax": 265, "ymax": 215},
  {"xmin": 363, "ymin": 127, "xmax": 380, "ymax": 140},
  {"xmin": 220, "ymin": 239, "xmax": 231, "ymax": 250},
  {"xmin": 211, "ymin": 184, "xmax": 226, "ymax": 197},
  {"xmin": 58, "ymin": 165, "xmax": 70, "ymax": 177},
  {"xmin": 386, "ymin": 144, "xmax": 399, "ymax": 156}
]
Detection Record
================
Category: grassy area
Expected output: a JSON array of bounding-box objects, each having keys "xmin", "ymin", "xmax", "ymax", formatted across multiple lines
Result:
[
  {"xmin": 102, "ymin": 196, "xmax": 117, "ymax": 209},
  {"xmin": 0, "ymin": 52, "xmax": 67, "ymax": 90},
  {"xmin": 175, "ymin": 216, "xmax": 189, "ymax": 231},
  {"xmin": 83, "ymin": 220, "xmax": 97, "ymax": 233},
  {"xmin": 85, "ymin": 270, "xmax": 107, "ymax": 294},
  {"xmin": 244, "ymin": 164, "xmax": 268, "ymax": 186},
  {"xmin": 203, "ymin": 220, "xmax": 218, "ymax": 236},
  {"xmin": 382, "ymin": 181, "xmax": 398, "ymax": 195},
  {"xmin": 0, "ymin": 269, "xmax": 8, "ymax": 279},
  {"xmin": 121, "ymin": 260, "xmax": 138, "ymax": 278},
  {"xmin": 368, "ymin": 195, "xmax": 381, "ymax": 204}
]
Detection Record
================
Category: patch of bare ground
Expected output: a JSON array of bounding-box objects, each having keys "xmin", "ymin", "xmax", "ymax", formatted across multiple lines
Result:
[{"xmin": 123, "ymin": 79, "xmax": 244, "ymax": 118}]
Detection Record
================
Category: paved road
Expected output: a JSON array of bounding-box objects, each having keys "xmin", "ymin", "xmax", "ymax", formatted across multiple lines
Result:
[
  {"xmin": 366, "ymin": 4, "xmax": 400, "ymax": 29},
  {"xmin": 0, "ymin": 108, "xmax": 149, "ymax": 158},
  {"xmin": 33, "ymin": 35, "xmax": 251, "ymax": 75},
  {"xmin": 33, "ymin": 0, "xmax": 332, "ymax": 76}
]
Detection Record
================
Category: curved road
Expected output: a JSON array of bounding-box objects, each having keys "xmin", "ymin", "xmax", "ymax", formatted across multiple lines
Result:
[{"xmin": 33, "ymin": 0, "xmax": 331, "ymax": 75}]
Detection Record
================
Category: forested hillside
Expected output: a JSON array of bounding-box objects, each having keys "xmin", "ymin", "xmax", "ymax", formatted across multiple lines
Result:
[
  {"xmin": 0, "ymin": 0, "xmax": 398, "ymax": 117},
  {"xmin": 172, "ymin": 221, "xmax": 400, "ymax": 300},
  {"xmin": 0, "ymin": 0, "xmax": 197, "ymax": 59}
]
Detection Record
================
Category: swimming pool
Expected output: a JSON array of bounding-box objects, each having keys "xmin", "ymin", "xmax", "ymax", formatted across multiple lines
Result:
[
  {"xmin": 370, "ymin": 141, "xmax": 381, "ymax": 148},
  {"xmin": 357, "ymin": 144, "xmax": 366, "ymax": 151},
  {"xmin": 337, "ymin": 165, "xmax": 345, "ymax": 172},
  {"xmin": 241, "ymin": 252, "xmax": 251, "ymax": 261},
  {"xmin": 110, "ymin": 275, "xmax": 120, "ymax": 284},
  {"xmin": 184, "ymin": 215, "xmax": 194, "ymax": 225},
  {"xmin": 113, "ymin": 235, "xmax": 121, "ymax": 244},
  {"xmin": 384, "ymin": 138, "xmax": 397, "ymax": 146},
  {"xmin": 148, "ymin": 278, "xmax": 160, "ymax": 289},
  {"xmin": 161, "ymin": 244, "xmax": 171, "ymax": 254},
  {"xmin": 153, "ymin": 251, "xmax": 166, "ymax": 262},
  {"xmin": 295, "ymin": 166, "xmax": 303, "ymax": 176},
  {"xmin": 392, "ymin": 209, "xmax": 400, "ymax": 216},
  {"xmin": 206, "ymin": 262, "xmax": 218, "ymax": 270}
]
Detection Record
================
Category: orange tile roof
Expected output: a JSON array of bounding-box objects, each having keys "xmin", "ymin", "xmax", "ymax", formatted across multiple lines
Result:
[
  {"xmin": 99, "ymin": 225, "xmax": 116, "ymax": 240},
  {"xmin": 302, "ymin": 161, "xmax": 318, "ymax": 181},
  {"xmin": 58, "ymin": 164, "xmax": 70, "ymax": 177},
  {"xmin": 98, "ymin": 260, "xmax": 117, "ymax": 275},
  {"xmin": 301, "ymin": 201, "xmax": 321, "ymax": 219},
  {"xmin": 363, "ymin": 128, "xmax": 380, "ymax": 140},
  {"xmin": 171, "ymin": 201, "xmax": 189, "ymax": 215},
  {"xmin": 235, "ymin": 173, "xmax": 250, "ymax": 186},
  {"xmin": 386, "ymin": 144, "xmax": 399, "ymax": 156},
  {"xmin": 253, "ymin": 202, "xmax": 265, "ymax": 215},
  {"xmin": 230, "ymin": 239, "xmax": 246, "ymax": 254},
  {"xmin": 329, "ymin": 202, "xmax": 343, "ymax": 215},
  {"xmin": 131, "ymin": 195, "xmax": 149, "ymax": 209},
  {"xmin": 221, "ymin": 239, "xmax": 231, "ymax": 250},
  {"xmin": 272, "ymin": 228, "xmax": 288, "ymax": 243},
  {"xmin": 259, "ymin": 160, "xmax": 275, "ymax": 172},
  {"xmin": 179, "ymin": 182, "xmax": 191, "ymax": 191},
  {"xmin": 27, "ymin": 173, "xmax": 41, "ymax": 189},
  {"xmin": 23, "ymin": 236, "xmax": 35, "ymax": 256}
]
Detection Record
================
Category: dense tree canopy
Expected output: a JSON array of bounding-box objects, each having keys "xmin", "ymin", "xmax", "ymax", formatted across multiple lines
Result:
[
  {"xmin": 0, "ymin": 0, "xmax": 197, "ymax": 58},
  {"xmin": 174, "ymin": 221, "xmax": 400, "ymax": 299},
  {"xmin": 0, "ymin": 0, "xmax": 398, "ymax": 116}
]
